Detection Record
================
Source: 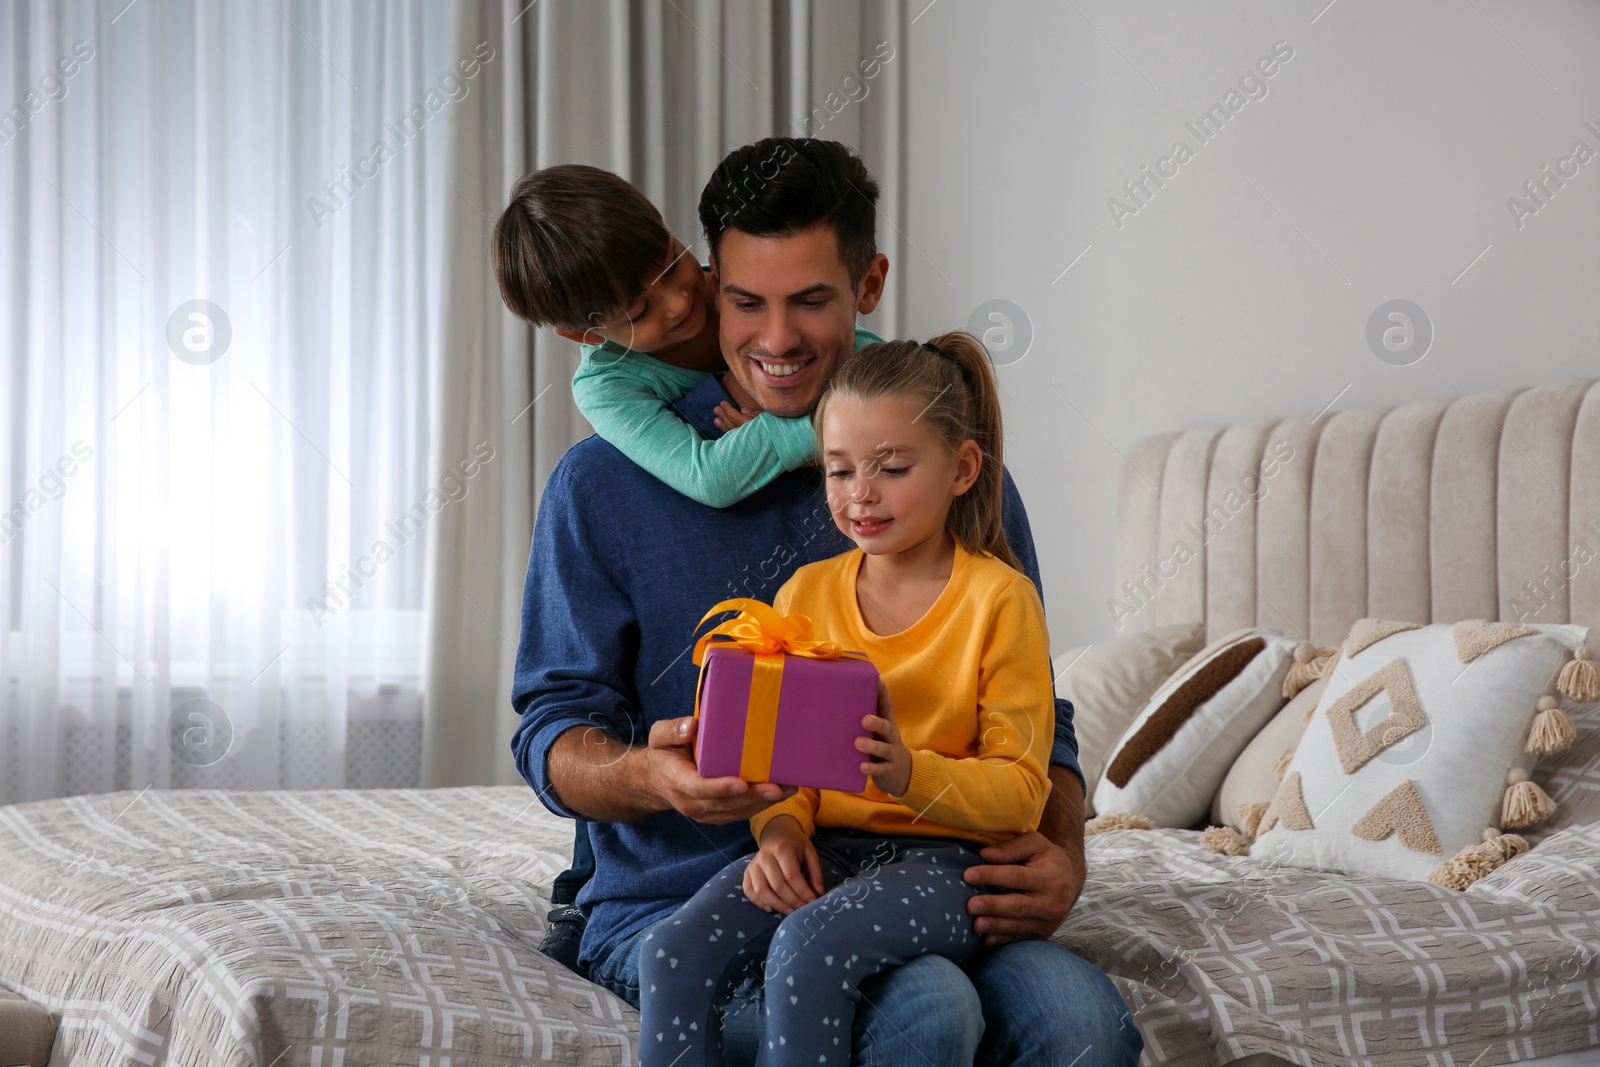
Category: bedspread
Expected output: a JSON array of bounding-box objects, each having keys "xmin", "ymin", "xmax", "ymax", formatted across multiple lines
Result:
[
  {"xmin": 0, "ymin": 787, "xmax": 632, "ymax": 1065},
  {"xmin": 1061, "ymin": 821, "xmax": 1600, "ymax": 1066},
  {"xmin": 1, "ymin": 759, "xmax": 1598, "ymax": 1066}
]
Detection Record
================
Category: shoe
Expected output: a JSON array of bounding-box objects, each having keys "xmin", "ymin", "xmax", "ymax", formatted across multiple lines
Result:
[{"xmin": 539, "ymin": 903, "xmax": 588, "ymax": 976}]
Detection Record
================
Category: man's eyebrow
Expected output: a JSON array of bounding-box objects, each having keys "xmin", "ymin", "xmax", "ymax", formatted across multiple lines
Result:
[{"xmin": 722, "ymin": 283, "xmax": 839, "ymax": 301}]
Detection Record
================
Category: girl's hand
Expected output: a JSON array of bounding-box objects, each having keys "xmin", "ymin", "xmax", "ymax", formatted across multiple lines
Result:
[
  {"xmin": 745, "ymin": 815, "xmax": 823, "ymax": 914},
  {"xmin": 713, "ymin": 400, "xmax": 756, "ymax": 432},
  {"xmin": 858, "ymin": 678, "xmax": 912, "ymax": 797}
]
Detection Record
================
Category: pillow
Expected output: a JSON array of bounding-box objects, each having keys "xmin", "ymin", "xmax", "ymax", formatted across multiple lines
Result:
[
  {"xmin": 1053, "ymin": 621, "xmax": 1207, "ymax": 815},
  {"xmin": 1210, "ymin": 676, "xmax": 1326, "ymax": 830},
  {"xmin": 1092, "ymin": 629, "xmax": 1296, "ymax": 827},
  {"xmin": 1250, "ymin": 618, "xmax": 1593, "ymax": 887}
]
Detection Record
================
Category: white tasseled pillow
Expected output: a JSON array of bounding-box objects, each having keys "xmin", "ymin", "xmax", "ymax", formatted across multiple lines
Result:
[{"xmin": 1251, "ymin": 618, "xmax": 1592, "ymax": 887}]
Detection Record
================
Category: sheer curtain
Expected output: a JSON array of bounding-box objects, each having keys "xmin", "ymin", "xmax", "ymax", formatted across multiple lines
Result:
[
  {"xmin": 1, "ymin": 0, "xmax": 452, "ymax": 801},
  {"xmin": 424, "ymin": 0, "xmax": 909, "ymax": 786}
]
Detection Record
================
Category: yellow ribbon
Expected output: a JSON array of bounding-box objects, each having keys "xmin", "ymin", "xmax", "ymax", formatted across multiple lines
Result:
[
  {"xmin": 691, "ymin": 598, "xmax": 853, "ymax": 665},
  {"xmin": 691, "ymin": 599, "xmax": 863, "ymax": 781}
]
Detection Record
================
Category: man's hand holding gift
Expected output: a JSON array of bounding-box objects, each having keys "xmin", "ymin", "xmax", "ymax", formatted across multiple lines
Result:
[{"xmin": 647, "ymin": 715, "xmax": 795, "ymax": 824}]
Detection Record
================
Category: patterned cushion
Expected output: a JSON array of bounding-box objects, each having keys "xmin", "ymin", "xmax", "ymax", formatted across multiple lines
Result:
[
  {"xmin": 1093, "ymin": 629, "xmax": 1295, "ymax": 827},
  {"xmin": 1052, "ymin": 621, "xmax": 1207, "ymax": 815},
  {"xmin": 1252, "ymin": 618, "xmax": 1589, "ymax": 882}
]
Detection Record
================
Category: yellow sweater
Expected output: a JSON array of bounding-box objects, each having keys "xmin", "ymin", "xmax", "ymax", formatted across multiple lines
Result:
[{"xmin": 749, "ymin": 544, "xmax": 1055, "ymax": 847}]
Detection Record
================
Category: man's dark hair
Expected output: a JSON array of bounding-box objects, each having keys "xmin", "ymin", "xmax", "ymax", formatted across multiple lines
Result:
[
  {"xmin": 492, "ymin": 164, "xmax": 672, "ymax": 329},
  {"xmin": 698, "ymin": 138, "xmax": 879, "ymax": 288}
]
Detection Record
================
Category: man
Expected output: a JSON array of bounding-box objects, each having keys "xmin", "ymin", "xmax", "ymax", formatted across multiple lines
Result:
[{"xmin": 510, "ymin": 137, "xmax": 1142, "ymax": 1065}]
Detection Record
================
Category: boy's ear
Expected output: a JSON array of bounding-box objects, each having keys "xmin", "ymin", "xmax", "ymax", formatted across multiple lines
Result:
[{"xmin": 552, "ymin": 325, "xmax": 590, "ymax": 345}]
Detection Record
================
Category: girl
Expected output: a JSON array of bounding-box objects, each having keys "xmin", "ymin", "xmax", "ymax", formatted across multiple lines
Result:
[{"xmin": 637, "ymin": 332, "xmax": 1057, "ymax": 1065}]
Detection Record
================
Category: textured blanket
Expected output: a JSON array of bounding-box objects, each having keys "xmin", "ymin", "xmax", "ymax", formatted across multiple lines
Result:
[
  {"xmin": 0, "ymin": 787, "xmax": 629, "ymax": 1065},
  {"xmin": 1, "ymin": 706, "xmax": 1598, "ymax": 1066}
]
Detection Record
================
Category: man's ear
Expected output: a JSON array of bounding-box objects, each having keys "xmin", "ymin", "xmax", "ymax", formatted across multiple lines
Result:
[
  {"xmin": 951, "ymin": 439, "xmax": 982, "ymax": 497},
  {"xmin": 854, "ymin": 252, "xmax": 890, "ymax": 316}
]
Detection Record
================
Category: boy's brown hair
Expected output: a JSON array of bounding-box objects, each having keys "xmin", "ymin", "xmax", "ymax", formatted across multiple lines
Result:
[{"xmin": 492, "ymin": 164, "xmax": 672, "ymax": 330}]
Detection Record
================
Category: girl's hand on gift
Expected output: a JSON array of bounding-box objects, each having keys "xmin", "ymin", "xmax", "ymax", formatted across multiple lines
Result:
[
  {"xmin": 858, "ymin": 678, "xmax": 912, "ymax": 797},
  {"xmin": 746, "ymin": 815, "xmax": 822, "ymax": 914},
  {"xmin": 712, "ymin": 400, "xmax": 756, "ymax": 433}
]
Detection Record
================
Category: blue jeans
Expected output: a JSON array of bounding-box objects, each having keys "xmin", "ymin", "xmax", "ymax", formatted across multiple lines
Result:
[{"xmin": 591, "ymin": 919, "xmax": 1142, "ymax": 1066}]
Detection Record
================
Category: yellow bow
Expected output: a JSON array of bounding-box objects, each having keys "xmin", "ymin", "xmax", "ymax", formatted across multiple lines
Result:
[{"xmin": 692, "ymin": 598, "xmax": 858, "ymax": 665}]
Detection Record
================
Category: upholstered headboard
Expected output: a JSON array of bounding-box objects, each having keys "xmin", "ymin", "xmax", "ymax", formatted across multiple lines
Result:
[{"xmin": 1113, "ymin": 379, "xmax": 1600, "ymax": 654}]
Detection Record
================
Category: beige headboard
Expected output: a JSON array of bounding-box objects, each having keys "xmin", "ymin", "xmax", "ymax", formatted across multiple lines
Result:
[{"xmin": 1113, "ymin": 379, "xmax": 1600, "ymax": 654}]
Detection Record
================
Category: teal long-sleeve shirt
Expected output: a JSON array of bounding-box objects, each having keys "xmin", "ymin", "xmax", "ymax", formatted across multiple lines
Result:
[{"xmin": 570, "ymin": 324, "xmax": 883, "ymax": 509}]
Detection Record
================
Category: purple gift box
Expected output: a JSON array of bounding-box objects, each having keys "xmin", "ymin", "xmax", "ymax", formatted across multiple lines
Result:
[{"xmin": 693, "ymin": 645, "xmax": 878, "ymax": 792}]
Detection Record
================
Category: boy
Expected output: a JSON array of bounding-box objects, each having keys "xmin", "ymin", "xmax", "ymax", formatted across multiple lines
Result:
[{"xmin": 492, "ymin": 164, "xmax": 821, "ymax": 508}]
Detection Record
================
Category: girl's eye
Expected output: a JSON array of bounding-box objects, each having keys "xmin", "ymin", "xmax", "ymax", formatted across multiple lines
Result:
[
  {"xmin": 879, "ymin": 466, "xmax": 909, "ymax": 477},
  {"xmin": 827, "ymin": 469, "xmax": 853, "ymax": 480}
]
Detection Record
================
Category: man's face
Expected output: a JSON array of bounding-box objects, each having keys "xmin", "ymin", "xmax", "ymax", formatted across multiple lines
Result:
[{"xmin": 712, "ymin": 224, "xmax": 887, "ymax": 419}]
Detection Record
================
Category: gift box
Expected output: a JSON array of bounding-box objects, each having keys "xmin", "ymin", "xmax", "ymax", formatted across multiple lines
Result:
[{"xmin": 691, "ymin": 599, "xmax": 878, "ymax": 792}]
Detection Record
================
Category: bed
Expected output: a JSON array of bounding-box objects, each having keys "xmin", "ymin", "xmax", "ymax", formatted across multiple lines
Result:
[
  {"xmin": 3, "ymin": 378, "xmax": 1599, "ymax": 1066},
  {"xmin": 0, "ymin": 788, "xmax": 626, "ymax": 1065}
]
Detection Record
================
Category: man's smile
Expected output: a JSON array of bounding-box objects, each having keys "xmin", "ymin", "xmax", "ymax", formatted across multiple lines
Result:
[{"xmin": 745, "ymin": 353, "xmax": 817, "ymax": 387}]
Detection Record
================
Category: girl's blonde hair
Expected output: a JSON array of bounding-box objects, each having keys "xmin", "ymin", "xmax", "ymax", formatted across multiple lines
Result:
[{"xmin": 815, "ymin": 330, "xmax": 1019, "ymax": 571}]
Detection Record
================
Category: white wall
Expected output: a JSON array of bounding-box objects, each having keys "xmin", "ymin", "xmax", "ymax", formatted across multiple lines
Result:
[{"xmin": 898, "ymin": 0, "xmax": 1600, "ymax": 651}]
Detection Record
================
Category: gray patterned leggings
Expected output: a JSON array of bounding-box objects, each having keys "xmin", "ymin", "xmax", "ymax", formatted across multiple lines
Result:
[{"xmin": 638, "ymin": 831, "xmax": 988, "ymax": 1066}]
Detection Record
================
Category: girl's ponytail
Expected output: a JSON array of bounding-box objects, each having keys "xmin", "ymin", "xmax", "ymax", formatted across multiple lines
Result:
[
  {"xmin": 924, "ymin": 331, "xmax": 1016, "ymax": 571},
  {"xmin": 816, "ymin": 329, "xmax": 1020, "ymax": 571}
]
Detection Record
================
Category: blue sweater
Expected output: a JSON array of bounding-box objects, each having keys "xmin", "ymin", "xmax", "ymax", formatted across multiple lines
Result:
[{"xmin": 510, "ymin": 374, "xmax": 1084, "ymax": 969}]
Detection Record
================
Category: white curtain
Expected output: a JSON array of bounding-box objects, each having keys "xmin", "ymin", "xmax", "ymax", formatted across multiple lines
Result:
[
  {"xmin": 1, "ymin": 0, "xmax": 453, "ymax": 801},
  {"xmin": 424, "ymin": 0, "xmax": 909, "ymax": 786}
]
